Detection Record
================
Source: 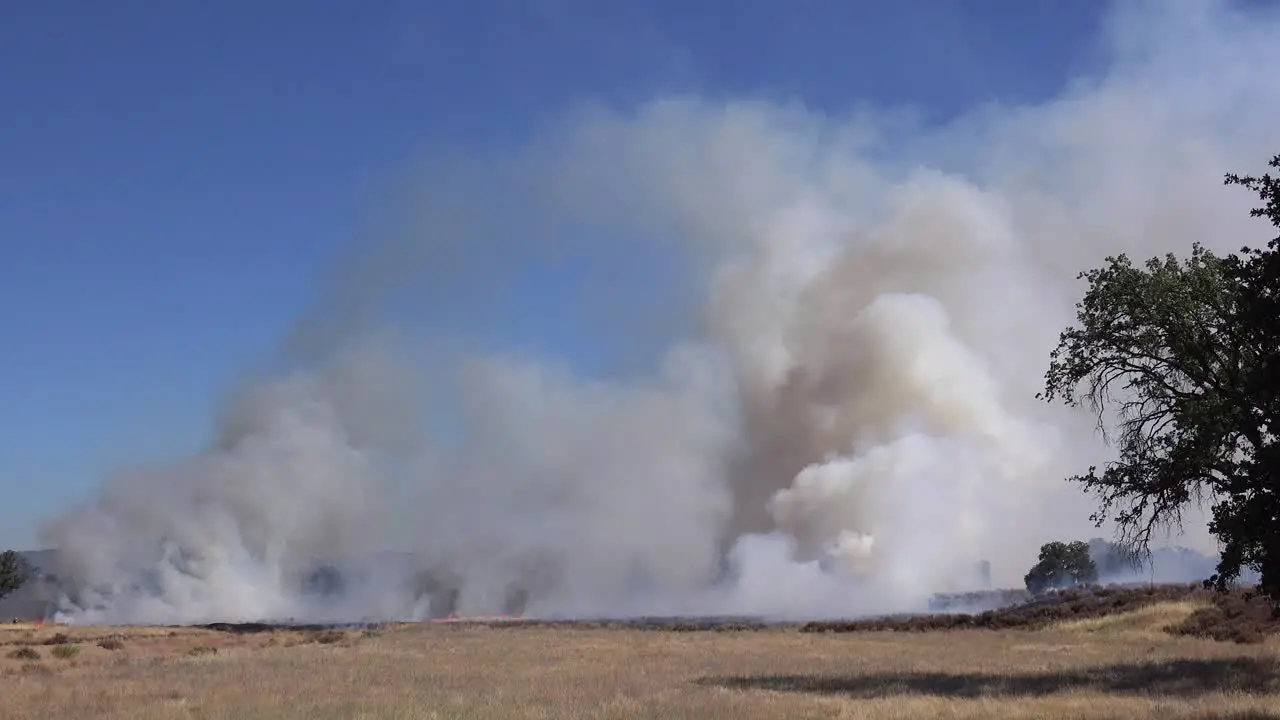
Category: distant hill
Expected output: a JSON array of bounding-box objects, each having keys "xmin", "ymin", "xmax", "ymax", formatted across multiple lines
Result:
[
  {"xmin": 1087, "ymin": 538, "xmax": 1259, "ymax": 585},
  {"xmin": 17, "ymin": 549, "xmax": 56, "ymax": 572}
]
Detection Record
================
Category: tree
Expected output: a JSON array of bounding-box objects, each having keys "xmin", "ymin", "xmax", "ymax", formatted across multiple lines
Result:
[
  {"xmin": 1041, "ymin": 153, "xmax": 1280, "ymax": 604},
  {"xmin": 1025, "ymin": 540, "xmax": 1099, "ymax": 594},
  {"xmin": 0, "ymin": 550, "xmax": 31, "ymax": 600}
]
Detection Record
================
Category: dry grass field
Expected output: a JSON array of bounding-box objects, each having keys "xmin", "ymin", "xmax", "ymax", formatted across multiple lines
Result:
[{"xmin": 2, "ymin": 600, "xmax": 1279, "ymax": 720}]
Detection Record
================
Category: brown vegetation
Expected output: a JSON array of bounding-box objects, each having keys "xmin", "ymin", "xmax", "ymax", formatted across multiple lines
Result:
[
  {"xmin": 1170, "ymin": 591, "xmax": 1280, "ymax": 644},
  {"xmin": 97, "ymin": 636, "xmax": 125, "ymax": 651},
  {"xmin": 49, "ymin": 643, "xmax": 80, "ymax": 659},
  {"xmin": 802, "ymin": 584, "xmax": 1280, "ymax": 643},
  {"xmin": 0, "ymin": 598, "xmax": 1277, "ymax": 720}
]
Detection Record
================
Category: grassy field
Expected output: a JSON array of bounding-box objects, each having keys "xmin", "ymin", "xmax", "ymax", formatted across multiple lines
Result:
[{"xmin": 2, "ymin": 601, "xmax": 1279, "ymax": 720}]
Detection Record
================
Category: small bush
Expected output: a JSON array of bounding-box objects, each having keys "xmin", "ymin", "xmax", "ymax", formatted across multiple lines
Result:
[
  {"xmin": 43, "ymin": 632, "xmax": 71, "ymax": 646},
  {"xmin": 97, "ymin": 637, "xmax": 125, "ymax": 651},
  {"xmin": 7, "ymin": 647, "xmax": 40, "ymax": 660},
  {"xmin": 50, "ymin": 644, "xmax": 80, "ymax": 659},
  {"xmin": 188, "ymin": 645, "xmax": 218, "ymax": 656}
]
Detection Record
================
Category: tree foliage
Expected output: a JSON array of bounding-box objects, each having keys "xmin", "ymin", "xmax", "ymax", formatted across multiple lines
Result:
[
  {"xmin": 1042, "ymin": 154, "xmax": 1280, "ymax": 604},
  {"xmin": 1025, "ymin": 540, "xmax": 1099, "ymax": 595},
  {"xmin": 0, "ymin": 550, "xmax": 31, "ymax": 600}
]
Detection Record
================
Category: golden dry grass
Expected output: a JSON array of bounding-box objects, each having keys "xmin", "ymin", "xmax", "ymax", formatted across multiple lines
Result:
[
  {"xmin": 1049, "ymin": 600, "xmax": 1212, "ymax": 636},
  {"xmin": 2, "ymin": 611, "xmax": 1279, "ymax": 720}
]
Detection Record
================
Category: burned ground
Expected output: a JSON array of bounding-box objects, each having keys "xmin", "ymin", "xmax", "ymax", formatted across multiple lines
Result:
[
  {"xmin": 168, "ymin": 582, "xmax": 1280, "ymax": 643},
  {"xmin": 799, "ymin": 583, "xmax": 1280, "ymax": 643}
]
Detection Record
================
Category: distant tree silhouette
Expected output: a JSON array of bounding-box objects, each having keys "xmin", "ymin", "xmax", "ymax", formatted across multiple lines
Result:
[
  {"xmin": 1025, "ymin": 541, "xmax": 1099, "ymax": 594},
  {"xmin": 0, "ymin": 550, "xmax": 31, "ymax": 600}
]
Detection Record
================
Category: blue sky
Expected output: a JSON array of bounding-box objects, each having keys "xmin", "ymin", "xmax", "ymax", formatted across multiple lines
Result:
[{"xmin": 0, "ymin": 0, "xmax": 1112, "ymax": 550}]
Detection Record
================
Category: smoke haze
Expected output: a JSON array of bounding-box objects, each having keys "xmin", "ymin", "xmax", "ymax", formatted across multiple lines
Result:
[{"xmin": 43, "ymin": 1, "xmax": 1280, "ymax": 624}]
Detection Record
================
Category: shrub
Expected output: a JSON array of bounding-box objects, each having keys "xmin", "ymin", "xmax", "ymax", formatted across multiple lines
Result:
[
  {"xmin": 312, "ymin": 630, "xmax": 345, "ymax": 645},
  {"xmin": 1168, "ymin": 589, "xmax": 1280, "ymax": 643},
  {"xmin": 7, "ymin": 647, "xmax": 39, "ymax": 660},
  {"xmin": 50, "ymin": 644, "xmax": 80, "ymax": 660},
  {"xmin": 97, "ymin": 637, "xmax": 125, "ymax": 651}
]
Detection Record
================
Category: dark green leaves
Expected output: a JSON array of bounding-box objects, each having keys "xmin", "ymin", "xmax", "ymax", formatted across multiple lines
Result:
[
  {"xmin": 0, "ymin": 550, "xmax": 31, "ymax": 600},
  {"xmin": 1024, "ymin": 540, "xmax": 1098, "ymax": 594},
  {"xmin": 1043, "ymin": 153, "xmax": 1280, "ymax": 607}
]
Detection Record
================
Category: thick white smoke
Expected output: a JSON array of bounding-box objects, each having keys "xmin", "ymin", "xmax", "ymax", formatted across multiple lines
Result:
[{"xmin": 43, "ymin": 1, "xmax": 1280, "ymax": 623}]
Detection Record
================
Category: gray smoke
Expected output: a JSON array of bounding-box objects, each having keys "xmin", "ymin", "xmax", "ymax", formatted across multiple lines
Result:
[
  {"xmin": 1089, "ymin": 538, "xmax": 1260, "ymax": 587},
  {"xmin": 43, "ymin": 0, "xmax": 1280, "ymax": 624}
]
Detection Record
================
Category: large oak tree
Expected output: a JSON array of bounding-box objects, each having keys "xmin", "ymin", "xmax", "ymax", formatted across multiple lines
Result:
[
  {"xmin": 1041, "ymin": 154, "xmax": 1280, "ymax": 604},
  {"xmin": 1024, "ymin": 540, "xmax": 1098, "ymax": 595}
]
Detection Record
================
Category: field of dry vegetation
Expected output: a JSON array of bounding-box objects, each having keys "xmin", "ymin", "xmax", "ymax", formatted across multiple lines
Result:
[{"xmin": 3, "ymin": 587, "xmax": 1279, "ymax": 720}]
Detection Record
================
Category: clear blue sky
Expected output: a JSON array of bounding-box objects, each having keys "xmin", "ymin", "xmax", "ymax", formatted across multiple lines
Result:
[{"xmin": 0, "ymin": 1, "xmax": 1111, "ymax": 550}]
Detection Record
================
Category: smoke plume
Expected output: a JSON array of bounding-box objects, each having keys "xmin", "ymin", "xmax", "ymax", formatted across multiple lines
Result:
[{"xmin": 43, "ymin": 1, "xmax": 1280, "ymax": 623}]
